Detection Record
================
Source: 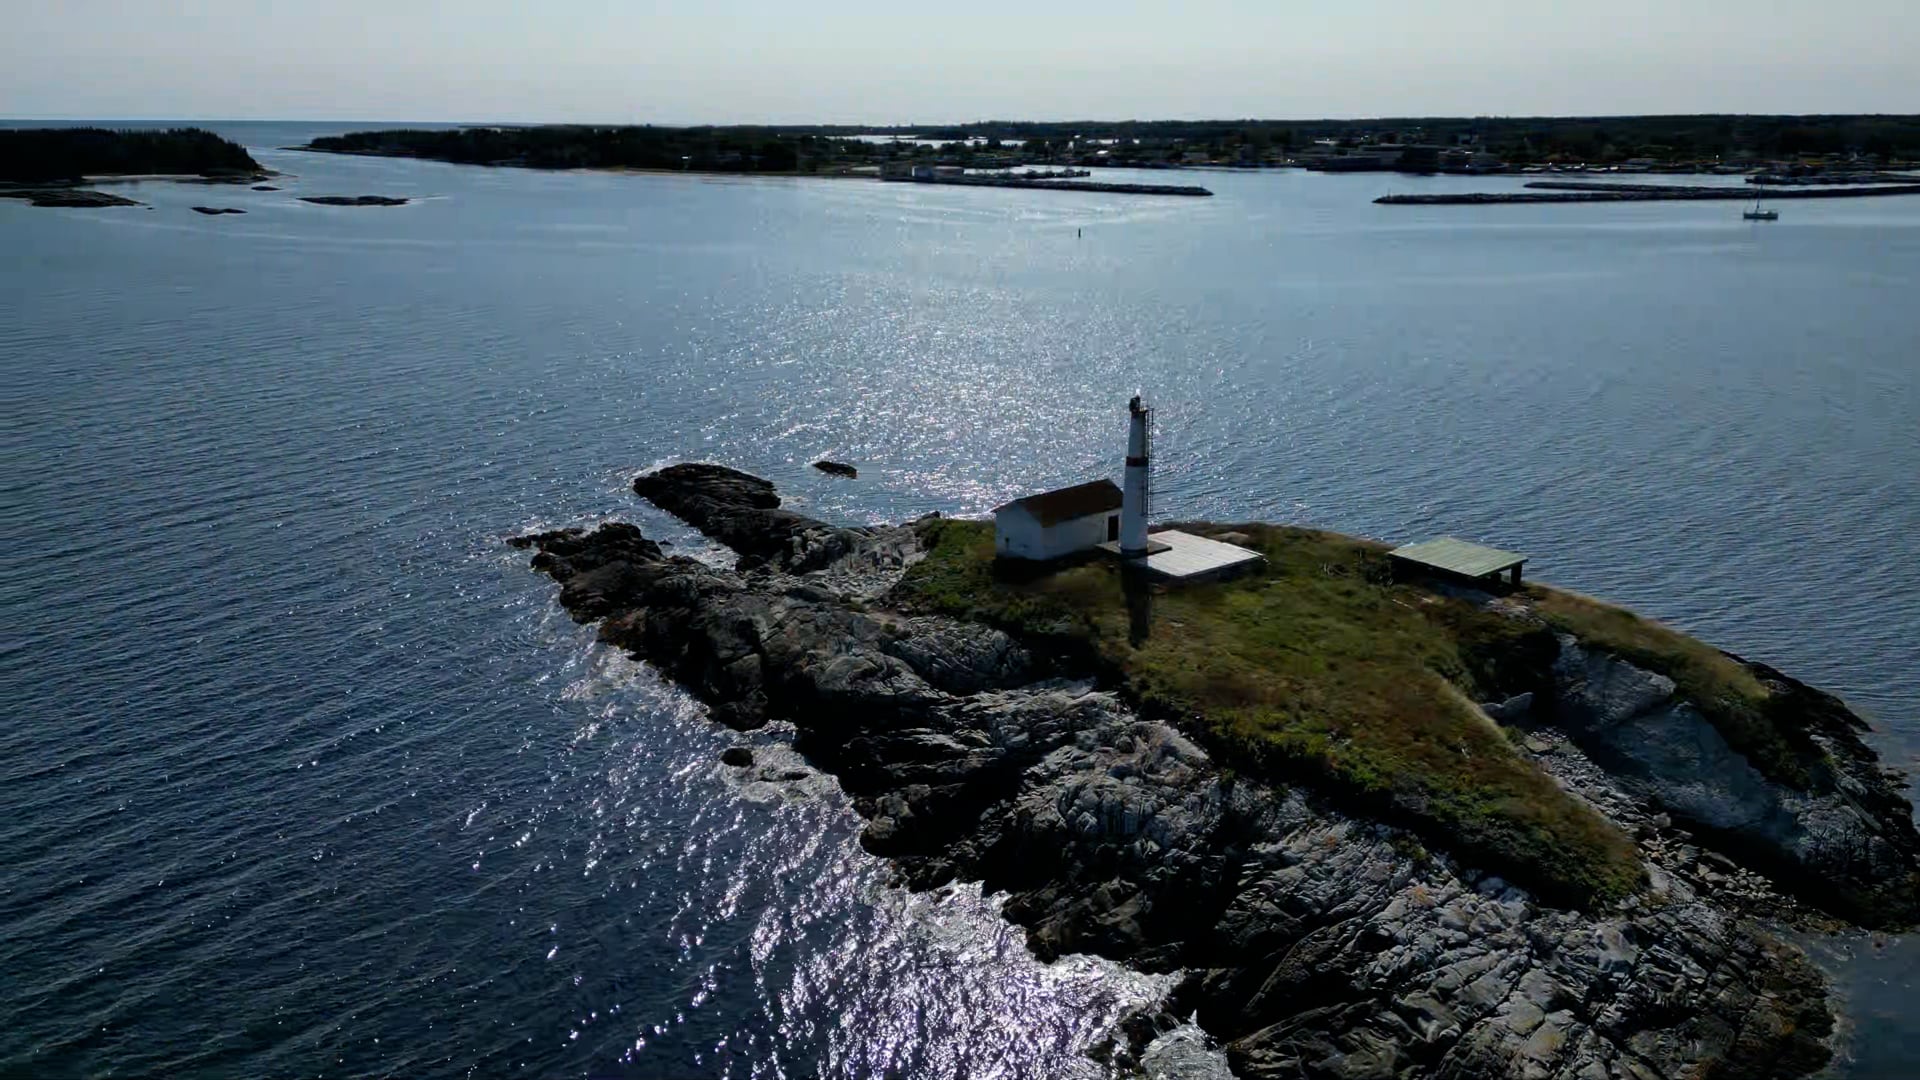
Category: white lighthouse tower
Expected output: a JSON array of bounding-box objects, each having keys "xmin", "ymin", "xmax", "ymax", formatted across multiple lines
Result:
[{"xmin": 1120, "ymin": 394, "xmax": 1152, "ymax": 557}]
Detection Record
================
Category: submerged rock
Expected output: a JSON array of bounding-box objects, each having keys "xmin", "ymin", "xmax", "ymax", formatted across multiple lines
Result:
[{"xmin": 512, "ymin": 465, "xmax": 1919, "ymax": 1079}]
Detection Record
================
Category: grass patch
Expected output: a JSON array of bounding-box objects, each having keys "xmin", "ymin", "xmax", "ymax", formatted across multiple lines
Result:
[
  {"xmin": 894, "ymin": 518, "xmax": 1644, "ymax": 907},
  {"xmin": 1525, "ymin": 586, "xmax": 1809, "ymax": 787}
]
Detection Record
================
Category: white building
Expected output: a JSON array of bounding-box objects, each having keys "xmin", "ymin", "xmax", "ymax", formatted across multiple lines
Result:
[
  {"xmin": 993, "ymin": 396, "xmax": 1263, "ymax": 582},
  {"xmin": 992, "ymin": 479, "xmax": 1123, "ymax": 561}
]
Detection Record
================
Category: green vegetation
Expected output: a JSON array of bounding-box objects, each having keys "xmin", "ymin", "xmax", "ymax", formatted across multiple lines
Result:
[
  {"xmin": 305, "ymin": 126, "xmax": 870, "ymax": 173},
  {"xmin": 0, "ymin": 127, "xmax": 262, "ymax": 183},
  {"xmin": 894, "ymin": 518, "xmax": 1643, "ymax": 906},
  {"xmin": 304, "ymin": 116, "xmax": 1920, "ymax": 182},
  {"xmin": 864, "ymin": 115, "xmax": 1920, "ymax": 168},
  {"xmin": 1527, "ymin": 586, "xmax": 1812, "ymax": 788}
]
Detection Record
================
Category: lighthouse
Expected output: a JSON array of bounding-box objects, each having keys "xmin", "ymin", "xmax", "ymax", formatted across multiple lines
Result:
[{"xmin": 1120, "ymin": 394, "xmax": 1152, "ymax": 557}]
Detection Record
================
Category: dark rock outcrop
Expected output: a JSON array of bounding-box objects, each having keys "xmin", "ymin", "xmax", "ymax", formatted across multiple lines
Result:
[
  {"xmin": 632, "ymin": 462, "xmax": 901, "ymax": 575},
  {"xmin": 300, "ymin": 195, "xmax": 409, "ymax": 207},
  {"xmin": 1539, "ymin": 636, "xmax": 1920, "ymax": 925},
  {"xmin": 721, "ymin": 746, "xmax": 754, "ymax": 767},
  {"xmin": 812, "ymin": 460, "xmax": 858, "ymax": 478},
  {"xmin": 191, "ymin": 206, "xmax": 246, "ymax": 215},
  {"xmin": 511, "ymin": 464, "xmax": 1918, "ymax": 1079}
]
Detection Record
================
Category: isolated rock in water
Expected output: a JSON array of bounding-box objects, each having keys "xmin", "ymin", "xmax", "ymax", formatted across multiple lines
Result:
[
  {"xmin": 813, "ymin": 460, "xmax": 858, "ymax": 478},
  {"xmin": 251, "ymin": 184, "xmax": 279, "ymax": 191},
  {"xmin": 721, "ymin": 746, "xmax": 754, "ymax": 767},
  {"xmin": 300, "ymin": 195, "xmax": 409, "ymax": 207},
  {"xmin": 191, "ymin": 206, "xmax": 246, "ymax": 215},
  {"xmin": 0, "ymin": 188, "xmax": 140, "ymax": 208}
]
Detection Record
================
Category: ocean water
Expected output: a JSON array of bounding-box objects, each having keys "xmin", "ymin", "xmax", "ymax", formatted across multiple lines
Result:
[{"xmin": 4, "ymin": 120, "xmax": 1918, "ymax": 1078}]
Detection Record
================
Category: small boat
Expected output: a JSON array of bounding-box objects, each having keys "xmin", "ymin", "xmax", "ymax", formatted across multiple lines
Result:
[{"xmin": 1743, "ymin": 194, "xmax": 1778, "ymax": 221}]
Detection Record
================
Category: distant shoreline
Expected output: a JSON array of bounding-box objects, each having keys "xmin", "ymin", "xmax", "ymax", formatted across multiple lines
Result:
[
  {"xmin": 283, "ymin": 145, "xmax": 863, "ymax": 182},
  {"xmin": 287, "ymin": 144, "xmax": 1211, "ymax": 195}
]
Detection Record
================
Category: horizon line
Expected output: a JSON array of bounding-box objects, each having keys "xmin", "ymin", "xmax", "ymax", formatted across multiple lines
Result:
[{"xmin": 7, "ymin": 111, "xmax": 1920, "ymax": 129}]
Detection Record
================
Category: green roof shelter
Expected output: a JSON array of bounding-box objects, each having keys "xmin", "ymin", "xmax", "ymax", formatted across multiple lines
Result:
[{"xmin": 1388, "ymin": 537, "xmax": 1527, "ymax": 587}]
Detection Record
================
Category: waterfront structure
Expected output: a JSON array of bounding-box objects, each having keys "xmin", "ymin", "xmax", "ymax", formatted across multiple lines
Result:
[
  {"xmin": 1389, "ymin": 537, "xmax": 1527, "ymax": 587},
  {"xmin": 998, "ymin": 395, "xmax": 1263, "ymax": 579},
  {"xmin": 992, "ymin": 480, "xmax": 1123, "ymax": 560}
]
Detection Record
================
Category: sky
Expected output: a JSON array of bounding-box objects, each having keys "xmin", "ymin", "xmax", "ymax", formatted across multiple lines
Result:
[{"xmin": 3, "ymin": 0, "xmax": 1916, "ymax": 124}]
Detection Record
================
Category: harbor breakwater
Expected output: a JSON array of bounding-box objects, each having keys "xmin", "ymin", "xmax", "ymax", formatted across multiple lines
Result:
[
  {"xmin": 882, "ymin": 175, "xmax": 1212, "ymax": 197},
  {"xmin": 1378, "ymin": 182, "xmax": 1920, "ymax": 205}
]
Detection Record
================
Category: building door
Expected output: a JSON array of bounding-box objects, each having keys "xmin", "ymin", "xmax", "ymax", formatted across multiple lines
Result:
[{"xmin": 1107, "ymin": 515, "xmax": 1119, "ymax": 542}]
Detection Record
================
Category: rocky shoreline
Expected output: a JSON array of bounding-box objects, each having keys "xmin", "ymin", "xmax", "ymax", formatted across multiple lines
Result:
[{"xmin": 512, "ymin": 463, "xmax": 1919, "ymax": 1078}]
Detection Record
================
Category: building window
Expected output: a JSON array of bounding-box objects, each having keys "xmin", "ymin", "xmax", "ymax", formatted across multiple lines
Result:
[{"xmin": 1107, "ymin": 515, "xmax": 1119, "ymax": 541}]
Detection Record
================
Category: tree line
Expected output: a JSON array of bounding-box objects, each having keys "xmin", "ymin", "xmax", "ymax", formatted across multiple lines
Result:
[
  {"xmin": 300, "ymin": 115, "xmax": 1920, "ymax": 178},
  {"xmin": 807, "ymin": 114, "xmax": 1920, "ymax": 164},
  {"xmin": 0, "ymin": 127, "xmax": 263, "ymax": 183},
  {"xmin": 305, "ymin": 126, "xmax": 858, "ymax": 173}
]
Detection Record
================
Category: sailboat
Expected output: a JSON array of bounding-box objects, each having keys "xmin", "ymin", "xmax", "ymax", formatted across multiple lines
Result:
[{"xmin": 1743, "ymin": 192, "xmax": 1779, "ymax": 221}]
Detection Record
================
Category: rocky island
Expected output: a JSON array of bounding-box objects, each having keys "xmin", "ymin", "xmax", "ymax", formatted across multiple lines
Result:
[
  {"xmin": 299, "ymin": 195, "xmax": 410, "ymax": 207},
  {"xmin": 512, "ymin": 463, "xmax": 1919, "ymax": 1078}
]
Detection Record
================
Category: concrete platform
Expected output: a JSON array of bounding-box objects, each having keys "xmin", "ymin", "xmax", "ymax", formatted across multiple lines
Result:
[{"xmin": 1101, "ymin": 529, "xmax": 1265, "ymax": 582}]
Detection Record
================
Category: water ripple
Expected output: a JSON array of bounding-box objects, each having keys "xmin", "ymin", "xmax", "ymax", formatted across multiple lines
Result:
[{"xmin": 3, "ymin": 120, "xmax": 1917, "ymax": 1077}]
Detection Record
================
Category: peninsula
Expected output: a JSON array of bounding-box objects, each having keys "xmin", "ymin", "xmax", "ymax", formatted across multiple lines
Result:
[
  {"xmin": 513, "ymin": 462, "xmax": 1918, "ymax": 1079},
  {"xmin": 0, "ymin": 127, "xmax": 266, "ymax": 209},
  {"xmin": 0, "ymin": 126, "xmax": 264, "ymax": 183}
]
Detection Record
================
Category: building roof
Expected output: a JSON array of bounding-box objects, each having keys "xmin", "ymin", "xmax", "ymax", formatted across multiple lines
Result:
[
  {"xmin": 1388, "ymin": 537, "xmax": 1527, "ymax": 578},
  {"xmin": 994, "ymin": 479, "xmax": 1123, "ymax": 527}
]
